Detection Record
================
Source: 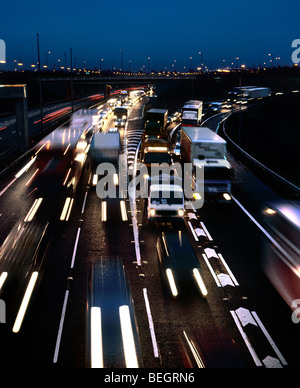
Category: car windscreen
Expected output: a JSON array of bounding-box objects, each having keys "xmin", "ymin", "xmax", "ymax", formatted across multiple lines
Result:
[
  {"xmin": 204, "ymin": 166, "xmax": 233, "ymax": 180},
  {"xmin": 144, "ymin": 152, "xmax": 171, "ymax": 164},
  {"xmin": 151, "ymin": 190, "xmax": 183, "ymax": 205}
]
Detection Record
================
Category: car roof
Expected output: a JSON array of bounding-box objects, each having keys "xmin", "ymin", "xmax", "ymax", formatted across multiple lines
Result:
[
  {"xmin": 150, "ymin": 184, "xmax": 183, "ymax": 192},
  {"xmin": 160, "ymin": 231, "xmax": 199, "ymax": 270}
]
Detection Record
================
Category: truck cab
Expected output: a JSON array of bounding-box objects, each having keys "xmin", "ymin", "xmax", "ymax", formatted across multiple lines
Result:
[{"xmin": 144, "ymin": 108, "xmax": 168, "ymax": 139}]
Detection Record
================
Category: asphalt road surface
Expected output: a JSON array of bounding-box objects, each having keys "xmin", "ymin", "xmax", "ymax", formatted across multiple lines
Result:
[{"xmin": 0, "ymin": 98, "xmax": 298, "ymax": 369}]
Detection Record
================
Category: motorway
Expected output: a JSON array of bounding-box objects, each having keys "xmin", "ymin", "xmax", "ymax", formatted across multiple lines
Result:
[{"xmin": 0, "ymin": 94, "xmax": 299, "ymax": 369}]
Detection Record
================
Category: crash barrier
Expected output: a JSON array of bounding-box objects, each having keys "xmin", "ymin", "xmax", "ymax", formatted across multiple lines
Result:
[{"xmin": 222, "ymin": 112, "xmax": 300, "ymax": 199}]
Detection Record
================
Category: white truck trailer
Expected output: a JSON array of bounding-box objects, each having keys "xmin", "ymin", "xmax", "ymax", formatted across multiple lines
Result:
[
  {"xmin": 90, "ymin": 132, "xmax": 121, "ymax": 187},
  {"xmin": 181, "ymin": 100, "xmax": 203, "ymax": 126},
  {"xmin": 180, "ymin": 126, "xmax": 234, "ymax": 199}
]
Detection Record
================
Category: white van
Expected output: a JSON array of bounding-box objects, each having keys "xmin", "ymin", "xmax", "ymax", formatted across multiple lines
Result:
[{"xmin": 147, "ymin": 184, "xmax": 185, "ymax": 220}]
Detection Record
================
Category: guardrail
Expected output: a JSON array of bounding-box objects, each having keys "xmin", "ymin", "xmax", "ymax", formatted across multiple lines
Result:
[{"xmin": 221, "ymin": 111, "xmax": 300, "ymax": 199}]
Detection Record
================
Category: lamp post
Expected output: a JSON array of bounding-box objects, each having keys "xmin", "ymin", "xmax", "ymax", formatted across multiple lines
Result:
[
  {"xmin": 199, "ymin": 51, "xmax": 203, "ymax": 71},
  {"xmin": 120, "ymin": 50, "xmax": 123, "ymax": 72},
  {"xmin": 37, "ymin": 33, "xmax": 43, "ymax": 131},
  {"xmin": 268, "ymin": 53, "xmax": 274, "ymax": 67}
]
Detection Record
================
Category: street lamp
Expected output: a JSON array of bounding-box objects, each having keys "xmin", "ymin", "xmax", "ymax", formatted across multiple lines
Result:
[
  {"xmin": 198, "ymin": 51, "xmax": 203, "ymax": 70},
  {"xmin": 268, "ymin": 53, "xmax": 274, "ymax": 67},
  {"xmin": 120, "ymin": 50, "xmax": 123, "ymax": 72},
  {"xmin": 45, "ymin": 51, "xmax": 51, "ymax": 68}
]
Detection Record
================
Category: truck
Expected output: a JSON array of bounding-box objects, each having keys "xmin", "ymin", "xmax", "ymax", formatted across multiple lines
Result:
[
  {"xmin": 228, "ymin": 86, "xmax": 271, "ymax": 105},
  {"xmin": 114, "ymin": 106, "xmax": 128, "ymax": 127},
  {"xmin": 180, "ymin": 126, "xmax": 234, "ymax": 199},
  {"xmin": 142, "ymin": 145, "xmax": 172, "ymax": 178},
  {"xmin": 181, "ymin": 100, "xmax": 203, "ymax": 126},
  {"xmin": 144, "ymin": 108, "xmax": 168, "ymax": 139},
  {"xmin": 140, "ymin": 138, "xmax": 171, "ymax": 159},
  {"xmin": 90, "ymin": 132, "xmax": 121, "ymax": 187}
]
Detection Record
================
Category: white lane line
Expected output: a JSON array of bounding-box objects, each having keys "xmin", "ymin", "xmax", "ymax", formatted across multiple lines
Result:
[
  {"xmin": 230, "ymin": 310, "xmax": 263, "ymax": 367},
  {"xmin": 81, "ymin": 191, "xmax": 88, "ymax": 214},
  {"xmin": 200, "ymin": 222, "xmax": 213, "ymax": 241},
  {"xmin": 202, "ymin": 254, "xmax": 222, "ymax": 287},
  {"xmin": 0, "ymin": 177, "xmax": 17, "ymax": 197},
  {"xmin": 251, "ymin": 311, "xmax": 288, "ymax": 366},
  {"xmin": 70, "ymin": 228, "xmax": 81, "ymax": 269},
  {"xmin": 53, "ymin": 290, "xmax": 70, "ymax": 364},
  {"xmin": 143, "ymin": 288, "xmax": 159, "ymax": 359},
  {"xmin": 218, "ymin": 253, "xmax": 239, "ymax": 286},
  {"xmin": 188, "ymin": 221, "xmax": 199, "ymax": 241}
]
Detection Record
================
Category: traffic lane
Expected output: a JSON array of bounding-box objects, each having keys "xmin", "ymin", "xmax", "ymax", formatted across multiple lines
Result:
[
  {"xmin": 53, "ymin": 180, "xmax": 143, "ymax": 368},
  {"xmin": 0, "ymin": 156, "xmax": 47, "ymax": 246},
  {"xmin": 195, "ymin": 199, "xmax": 299, "ymax": 367},
  {"xmin": 0, "ymin": 164, "xmax": 93, "ymax": 367},
  {"xmin": 136, "ymin": 201, "xmax": 249, "ymax": 368}
]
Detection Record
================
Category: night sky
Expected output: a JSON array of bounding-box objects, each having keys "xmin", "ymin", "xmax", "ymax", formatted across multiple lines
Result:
[{"xmin": 0, "ymin": 0, "xmax": 299, "ymax": 71}]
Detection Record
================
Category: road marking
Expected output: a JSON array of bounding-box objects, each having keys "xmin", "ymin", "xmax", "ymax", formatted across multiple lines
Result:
[
  {"xmin": 53, "ymin": 290, "xmax": 69, "ymax": 363},
  {"xmin": 81, "ymin": 191, "xmax": 88, "ymax": 214},
  {"xmin": 143, "ymin": 288, "xmax": 159, "ymax": 359},
  {"xmin": 202, "ymin": 254, "xmax": 221, "ymax": 287},
  {"xmin": 218, "ymin": 253, "xmax": 239, "ymax": 286},
  {"xmin": 70, "ymin": 228, "xmax": 81, "ymax": 269},
  {"xmin": 251, "ymin": 311, "xmax": 288, "ymax": 366},
  {"xmin": 200, "ymin": 222, "xmax": 213, "ymax": 241},
  {"xmin": 231, "ymin": 307, "xmax": 287, "ymax": 368},
  {"xmin": 0, "ymin": 177, "xmax": 17, "ymax": 197},
  {"xmin": 188, "ymin": 221, "xmax": 199, "ymax": 241},
  {"xmin": 230, "ymin": 309, "xmax": 262, "ymax": 367}
]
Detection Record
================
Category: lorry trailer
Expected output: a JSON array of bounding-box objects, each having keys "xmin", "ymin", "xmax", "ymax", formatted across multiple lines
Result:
[{"xmin": 180, "ymin": 126, "xmax": 234, "ymax": 199}]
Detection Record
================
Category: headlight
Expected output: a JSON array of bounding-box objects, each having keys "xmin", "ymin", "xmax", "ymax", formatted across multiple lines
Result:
[
  {"xmin": 149, "ymin": 208, "xmax": 156, "ymax": 217},
  {"xmin": 178, "ymin": 209, "xmax": 184, "ymax": 217},
  {"xmin": 223, "ymin": 193, "xmax": 231, "ymax": 201}
]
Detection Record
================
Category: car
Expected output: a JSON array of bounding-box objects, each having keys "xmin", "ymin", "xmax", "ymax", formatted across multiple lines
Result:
[
  {"xmin": 147, "ymin": 184, "xmax": 185, "ymax": 220},
  {"xmin": 156, "ymin": 231, "xmax": 208, "ymax": 298},
  {"xmin": 88, "ymin": 258, "xmax": 140, "ymax": 368}
]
